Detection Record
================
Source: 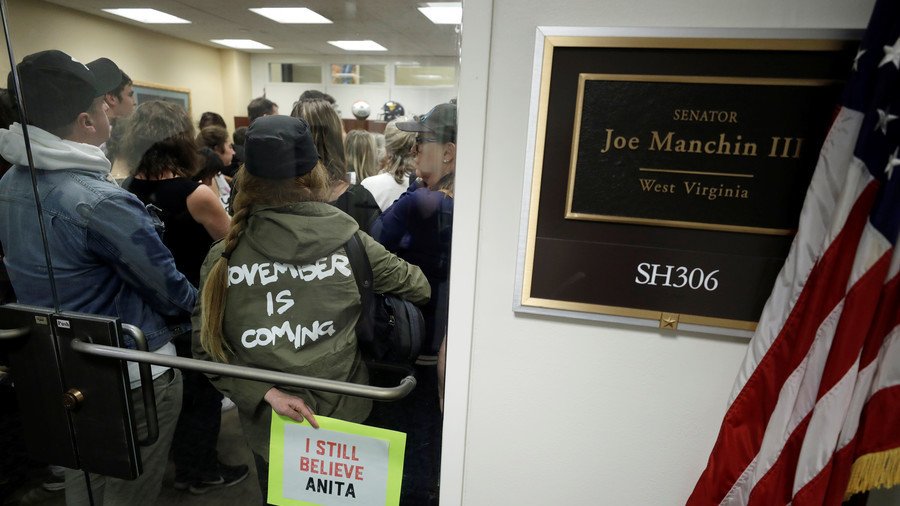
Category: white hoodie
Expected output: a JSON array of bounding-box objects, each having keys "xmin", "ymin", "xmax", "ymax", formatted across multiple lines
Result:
[{"xmin": 0, "ymin": 122, "xmax": 110, "ymax": 174}]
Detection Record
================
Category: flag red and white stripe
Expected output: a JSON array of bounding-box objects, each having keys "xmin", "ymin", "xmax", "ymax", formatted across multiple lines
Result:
[
  {"xmin": 820, "ymin": 246, "xmax": 900, "ymax": 504},
  {"xmin": 688, "ymin": 1, "xmax": 900, "ymax": 504}
]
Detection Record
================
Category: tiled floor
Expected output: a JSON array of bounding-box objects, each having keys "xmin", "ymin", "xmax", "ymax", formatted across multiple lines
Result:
[{"xmin": 5, "ymin": 408, "xmax": 262, "ymax": 505}]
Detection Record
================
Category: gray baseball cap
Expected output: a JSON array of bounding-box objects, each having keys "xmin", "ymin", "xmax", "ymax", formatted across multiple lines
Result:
[{"xmin": 396, "ymin": 103, "xmax": 457, "ymax": 143}]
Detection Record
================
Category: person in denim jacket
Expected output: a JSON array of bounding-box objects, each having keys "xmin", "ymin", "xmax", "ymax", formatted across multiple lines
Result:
[{"xmin": 0, "ymin": 50, "xmax": 195, "ymax": 506}]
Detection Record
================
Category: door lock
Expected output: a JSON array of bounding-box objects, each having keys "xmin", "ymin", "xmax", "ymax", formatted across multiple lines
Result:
[{"xmin": 62, "ymin": 388, "xmax": 85, "ymax": 410}]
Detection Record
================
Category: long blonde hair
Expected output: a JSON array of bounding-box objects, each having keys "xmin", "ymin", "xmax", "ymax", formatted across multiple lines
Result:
[
  {"xmin": 344, "ymin": 130, "xmax": 378, "ymax": 181},
  {"xmin": 434, "ymin": 172, "xmax": 455, "ymax": 198},
  {"xmin": 199, "ymin": 164, "xmax": 330, "ymax": 362},
  {"xmin": 379, "ymin": 118, "xmax": 416, "ymax": 184}
]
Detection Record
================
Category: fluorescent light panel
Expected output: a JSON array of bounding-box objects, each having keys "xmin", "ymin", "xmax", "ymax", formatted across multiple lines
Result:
[
  {"xmin": 249, "ymin": 8, "xmax": 332, "ymax": 24},
  {"xmin": 418, "ymin": 2, "xmax": 462, "ymax": 24},
  {"xmin": 102, "ymin": 8, "xmax": 190, "ymax": 24},
  {"xmin": 328, "ymin": 40, "xmax": 388, "ymax": 51},
  {"xmin": 210, "ymin": 39, "xmax": 273, "ymax": 50}
]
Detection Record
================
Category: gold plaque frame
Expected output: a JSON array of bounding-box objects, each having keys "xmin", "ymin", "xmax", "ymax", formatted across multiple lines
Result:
[{"xmin": 513, "ymin": 27, "xmax": 860, "ymax": 337}]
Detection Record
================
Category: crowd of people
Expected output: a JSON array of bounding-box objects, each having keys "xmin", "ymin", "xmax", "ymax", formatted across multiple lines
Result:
[{"xmin": 0, "ymin": 49, "xmax": 455, "ymax": 505}]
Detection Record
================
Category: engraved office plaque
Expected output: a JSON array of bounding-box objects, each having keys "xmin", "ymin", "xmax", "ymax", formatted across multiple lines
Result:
[
  {"xmin": 566, "ymin": 74, "xmax": 839, "ymax": 234},
  {"xmin": 514, "ymin": 28, "xmax": 859, "ymax": 336}
]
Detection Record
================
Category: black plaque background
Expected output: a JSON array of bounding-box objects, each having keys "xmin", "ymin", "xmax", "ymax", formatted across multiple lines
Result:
[
  {"xmin": 527, "ymin": 41, "xmax": 856, "ymax": 325},
  {"xmin": 570, "ymin": 78, "xmax": 839, "ymax": 231}
]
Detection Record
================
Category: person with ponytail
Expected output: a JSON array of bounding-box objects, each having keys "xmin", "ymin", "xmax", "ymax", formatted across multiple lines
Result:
[
  {"xmin": 192, "ymin": 115, "xmax": 430, "ymax": 502},
  {"xmin": 360, "ymin": 117, "xmax": 417, "ymax": 211}
]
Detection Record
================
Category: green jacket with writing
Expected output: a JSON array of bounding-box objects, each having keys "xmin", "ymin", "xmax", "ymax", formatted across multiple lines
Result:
[{"xmin": 192, "ymin": 201, "xmax": 430, "ymax": 458}]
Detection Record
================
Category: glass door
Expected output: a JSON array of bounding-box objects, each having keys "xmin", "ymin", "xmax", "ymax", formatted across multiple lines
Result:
[{"xmin": 0, "ymin": 0, "xmax": 462, "ymax": 504}]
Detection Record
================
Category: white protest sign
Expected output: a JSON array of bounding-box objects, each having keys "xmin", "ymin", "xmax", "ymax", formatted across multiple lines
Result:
[{"xmin": 269, "ymin": 414, "xmax": 406, "ymax": 506}]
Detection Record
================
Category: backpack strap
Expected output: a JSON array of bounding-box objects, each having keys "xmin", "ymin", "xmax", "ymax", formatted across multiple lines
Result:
[{"xmin": 344, "ymin": 233, "xmax": 374, "ymax": 346}]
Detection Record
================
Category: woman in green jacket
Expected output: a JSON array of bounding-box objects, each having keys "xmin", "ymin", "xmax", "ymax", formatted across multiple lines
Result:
[{"xmin": 193, "ymin": 115, "xmax": 430, "ymax": 502}]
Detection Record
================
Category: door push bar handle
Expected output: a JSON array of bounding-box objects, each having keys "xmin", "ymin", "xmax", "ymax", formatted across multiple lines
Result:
[
  {"xmin": 0, "ymin": 324, "xmax": 161, "ymax": 446},
  {"xmin": 121, "ymin": 324, "xmax": 159, "ymax": 447},
  {"xmin": 70, "ymin": 339, "xmax": 417, "ymax": 402},
  {"xmin": 0, "ymin": 326, "xmax": 29, "ymax": 339}
]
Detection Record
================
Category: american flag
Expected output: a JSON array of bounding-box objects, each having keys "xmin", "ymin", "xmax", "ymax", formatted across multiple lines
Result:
[{"xmin": 688, "ymin": 1, "xmax": 900, "ymax": 504}]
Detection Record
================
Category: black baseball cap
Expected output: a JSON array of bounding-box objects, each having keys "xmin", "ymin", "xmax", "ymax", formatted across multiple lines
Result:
[
  {"xmin": 244, "ymin": 115, "xmax": 320, "ymax": 179},
  {"xmin": 396, "ymin": 103, "xmax": 457, "ymax": 143},
  {"xmin": 86, "ymin": 58, "xmax": 127, "ymax": 91},
  {"xmin": 8, "ymin": 50, "xmax": 122, "ymax": 131}
]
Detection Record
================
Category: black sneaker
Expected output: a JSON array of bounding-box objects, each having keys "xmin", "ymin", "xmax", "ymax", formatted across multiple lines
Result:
[{"xmin": 189, "ymin": 462, "xmax": 250, "ymax": 495}]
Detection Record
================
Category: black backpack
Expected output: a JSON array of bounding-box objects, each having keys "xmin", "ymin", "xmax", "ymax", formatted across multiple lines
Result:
[{"xmin": 344, "ymin": 234, "xmax": 425, "ymax": 365}]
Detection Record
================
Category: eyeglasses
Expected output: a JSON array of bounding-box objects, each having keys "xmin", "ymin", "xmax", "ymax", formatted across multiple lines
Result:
[{"xmin": 412, "ymin": 136, "xmax": 440, "ymax": 154}]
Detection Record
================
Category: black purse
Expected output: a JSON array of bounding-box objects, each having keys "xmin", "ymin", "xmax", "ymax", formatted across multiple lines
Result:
[{"xmin": 344, "ymin": 233, "xmax": 425, "ymax": 365}]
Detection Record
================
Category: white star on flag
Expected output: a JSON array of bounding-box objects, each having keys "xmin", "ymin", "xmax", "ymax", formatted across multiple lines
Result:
[
  {"xmin": 874, "ymin": 107, "xmax": 898, "ymax": 134},
  {"xmin": 853, "ymin": 48, "xmax": 866, "ymax": 71},
  {"xmin": 886, "ymin": 146, "xmax": 900, "ymax": 179},
  {"xmin": 879, "ymin": 36, "xmax": 900, "ymax": 68}
]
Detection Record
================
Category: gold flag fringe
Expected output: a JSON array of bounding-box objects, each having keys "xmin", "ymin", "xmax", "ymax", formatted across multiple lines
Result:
[{"xmin": 844, "ymin": 447, "xmax": 900, "ymax": 499}]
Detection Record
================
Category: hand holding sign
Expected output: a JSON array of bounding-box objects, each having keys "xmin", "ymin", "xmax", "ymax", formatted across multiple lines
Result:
[{"xmin": 265, "ymin": 387, "xmax": 320, "ymax": 429}]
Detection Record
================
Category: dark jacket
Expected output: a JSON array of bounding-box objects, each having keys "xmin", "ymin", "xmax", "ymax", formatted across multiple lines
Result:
[
  {"xmin": 373, "ymin": 187, "xmax": 453, "ymax": 355},
  {"xmin": 332, "ymin": 183, "xmax": 381, "ymax": 235}
]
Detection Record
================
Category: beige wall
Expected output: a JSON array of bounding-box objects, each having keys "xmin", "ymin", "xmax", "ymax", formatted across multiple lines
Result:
[
  {"xmin": 445, "ymin": 0, "xmax": 900, "ymax": 505},
  {"xmin": 1, "ymin": 0, "xmax": 251, "ymax": 130},
  {"xmin": 220, "ymin": 49, "xmax": 252, "ymax": 128}
]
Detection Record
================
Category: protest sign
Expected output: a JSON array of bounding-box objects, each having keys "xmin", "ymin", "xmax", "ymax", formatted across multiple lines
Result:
[{"xmin": 268, "ymin": 414, "xmax": 406, "ymax": 505}]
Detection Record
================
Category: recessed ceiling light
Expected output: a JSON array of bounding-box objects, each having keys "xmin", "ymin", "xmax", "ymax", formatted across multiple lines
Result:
[
  {"xmin": 328, "ymin": 40, "xmax": 388, "ymax": 51},
  {"xmin": 249, "ymin": 8, "xmax": 332, "ymax": 24},
  {"xmin": 102, "ymin": 8, "xmax": 190, "ymax": 24},
  {"xmin": 210, "ymin": 39, "xmax": 273, "ymax": 50},
  {"xmin": 417, "ymin": 2, "xmax": 462, "ymax": 25}
]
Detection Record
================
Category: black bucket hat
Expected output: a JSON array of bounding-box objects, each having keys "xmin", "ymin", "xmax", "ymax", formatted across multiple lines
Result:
[{"xmin": 244, "ymin": 115, "xmax": 320, "ymax": 179}]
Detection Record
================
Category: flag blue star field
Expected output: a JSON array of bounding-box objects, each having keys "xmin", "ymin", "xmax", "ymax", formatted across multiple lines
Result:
[{"xmin": 688, "ymin": 1, "xmax": 900, "ymax": 505}]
